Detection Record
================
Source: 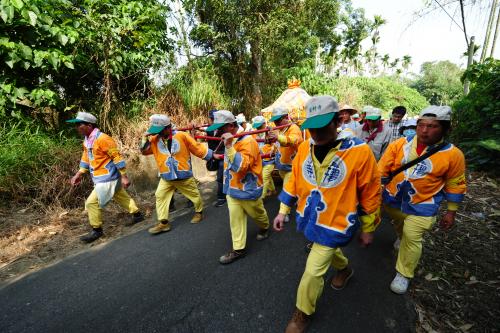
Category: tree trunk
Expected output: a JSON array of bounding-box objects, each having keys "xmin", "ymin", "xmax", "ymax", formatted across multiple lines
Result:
[
  {"xmin": 490, "ymin": 6, "xmax": 500, "ymax": 57},
  {"xmin": 480, "ymin": 0, "xmax": 498, "ymax": 62},
  {"xmin": 250, "ymin": 38, "xmax": 262, "ymax": 113}
]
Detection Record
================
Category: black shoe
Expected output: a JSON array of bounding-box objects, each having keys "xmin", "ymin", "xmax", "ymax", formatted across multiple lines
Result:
[
  {"xmin": 219, "ymin": 249, "xmax": 246, "ymax": 264},
  {"xmin": 80, "ymin": 228, "xmax": 103, "ymax": 243},
  {"xmin": 214, "ymin": 199, "xmax": 227, "ymax": 207},
  {"xmin": 125, "ymin": 212, "xmax": 144, "ymax": 226}
]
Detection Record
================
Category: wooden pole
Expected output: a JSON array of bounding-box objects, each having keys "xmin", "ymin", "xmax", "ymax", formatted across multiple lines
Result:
[{"xmin": 464, "ymin": 36, "xmax": 475, "ymax": 95}]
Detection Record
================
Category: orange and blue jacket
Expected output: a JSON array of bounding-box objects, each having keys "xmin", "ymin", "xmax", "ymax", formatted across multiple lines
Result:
[
  {"xmin": 378, "ymin": 136, "xmax": 466, "ymax": 216},
  {"xmin": 279, "ymin": 137, "xmax": 381, "ymax": 248},
  {"xmin": 141, "ymin": 131, "xmax": 213, "ymax": 180},
  {"xmin": 79, "ymin": 131, "xmax": 125, "ymax": 184},
  {"xmin": 224, "ymin": 135, "xmax": 263, "ymax": 200},
  {"xmin": 253, "ymin": 133, "xmax": 275, "ymax": 166},
  {"xmin": 274, "ymin": 123, "xmax": 303, "ymax": 171}
]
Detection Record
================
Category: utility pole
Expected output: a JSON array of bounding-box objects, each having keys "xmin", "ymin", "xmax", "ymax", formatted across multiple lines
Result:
[
  {"xmin": 464, "ymin": 36, "xmax": 475, "ymax": 95},
  {"xmin": 490, "ymin": 6, "xmax": 500, "ymax": 57},
  {"xmin": 480, "ymin": 0, "xmax": 498, "ymax": 62}
]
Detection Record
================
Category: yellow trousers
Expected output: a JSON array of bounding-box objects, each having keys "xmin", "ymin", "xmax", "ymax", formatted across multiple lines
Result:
[
  {"xmin": 296, "ymin": 243, "xmax": 348, "ymax": 315},
  {"xmin": 156, "ymin": 177, "xmax": 203, "ymax": 221},
  {"xmin": 85, "ymin": 188, "xmax": 139, "ymax": 228},
  {"xmin": 384, "ymin": 205, "xmax": 435, "ymax": 278},
  {"xmin": 227, "ymin": 196, "xmax": 269, "ymax": 250},
  {"xmin": 261, "ymin": 164, "xmax": 276, "ymax": 198}
]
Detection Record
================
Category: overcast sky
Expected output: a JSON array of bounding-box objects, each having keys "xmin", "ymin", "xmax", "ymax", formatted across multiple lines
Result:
[{"xmin": 351, "ymin": 0, "xmax": 499, "ymax": 73}]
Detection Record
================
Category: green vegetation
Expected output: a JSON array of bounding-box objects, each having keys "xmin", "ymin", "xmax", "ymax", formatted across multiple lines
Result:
[
  {"xmin": 453, "ymin": 58, "xmax": 500, "ymax": 173},
  {"xmin": 411, "ymin": 61, "xmax": 464, "ymax": 106}
]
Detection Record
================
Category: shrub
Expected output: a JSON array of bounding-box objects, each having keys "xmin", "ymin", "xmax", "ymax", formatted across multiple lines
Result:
[{"xmin": 453, "ymin": 59, "xmax": 500, "ymax": 173}]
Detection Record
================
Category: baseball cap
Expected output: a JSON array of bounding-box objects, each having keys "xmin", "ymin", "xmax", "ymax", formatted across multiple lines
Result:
[
  {"xmin": 206, "ymin": 110, "xmax": 236, "ymax": 131},
  {"xmin": 403, "ymin": 118, "xmax": 417, "ymax": 127},
  {"xmin": 363, "ymin": 106, "xmax": 382, "ymax": 120},
  {"xmin": 236, "ymin": 113, "xmax": 246, "ymax": 124},
  {"xmin": 252, "ymin": 116, "xmax": 266, "ymax": 129},
  {"xmin": 301, "ymin": 95, "xmax": 339, "ymax": 130},
  {"xmin": 419, "ymin": 105, "xmax": 451, "ymax": 121},
  {"xmin": 270, "ymin": 105, "xmax": 289, "ymax": 123},
  {"xmin": 146, "ymin": 114, "xmax": 171, "ymax": 134},
  {"xmin": 66, "ymin": 111, "xmax": 97, "ymax": 124}
]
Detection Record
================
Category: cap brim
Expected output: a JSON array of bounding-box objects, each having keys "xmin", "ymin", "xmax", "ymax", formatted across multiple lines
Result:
[
  {"xmin": 66, "ymin": 119, "xmax": 85, "ymax": 123},
  {"xmin": 365, "ymin": 115, "xmax": 381, "ymax": 120},
  {"xmin": 300, "ymin": 113, "xmax": 335, "ymax": 130},
  {"xmin": 252, "ymin": 122, "xmax": 264, "ymax": 129},
  {"xmin": 206, "ymin": 123, "xmax": 225, "ymax": 132},
  {"xmin": 270, "ymin": 115, "xmax": 285, "ymax": 122},
  {"xmin": 340, "ymin": 109, "xmax": 357, "ymax": 115},
  {"xmin": 146, "ymin": 125, "xmax": 167, "ymax": 135}
]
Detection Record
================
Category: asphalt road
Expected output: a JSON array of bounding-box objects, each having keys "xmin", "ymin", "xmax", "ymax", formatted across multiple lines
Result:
[{"xmin": 0, "ymin": 196, "xmax": 415, "ymax": 333}]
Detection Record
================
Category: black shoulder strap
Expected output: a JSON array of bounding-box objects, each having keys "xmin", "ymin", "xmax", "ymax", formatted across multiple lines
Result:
[{"xmin": 386, "ymin": 141, "xmax": 448, "ymax": 183}]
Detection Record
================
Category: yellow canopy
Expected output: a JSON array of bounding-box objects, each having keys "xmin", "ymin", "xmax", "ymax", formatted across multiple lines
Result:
[{"xmin": 261, "ymin": 80, "xmax": 311, "ymax": 122}]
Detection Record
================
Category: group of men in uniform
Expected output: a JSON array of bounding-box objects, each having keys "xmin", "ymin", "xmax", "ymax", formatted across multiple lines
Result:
[{"xmin": 67, "ymin": 95, "xmax": 466, "ymax": 333}]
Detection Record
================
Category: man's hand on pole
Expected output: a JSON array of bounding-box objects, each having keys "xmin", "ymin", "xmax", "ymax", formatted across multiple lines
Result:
[{"xmin": 220, "ymin": 133, "xmax": 235, "ymax": 148}]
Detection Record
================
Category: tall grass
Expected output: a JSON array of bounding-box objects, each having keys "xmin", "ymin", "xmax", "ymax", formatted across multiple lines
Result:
[{"xmin": 0, "ymin": 123, "xmax": 90, "ymax": 207}]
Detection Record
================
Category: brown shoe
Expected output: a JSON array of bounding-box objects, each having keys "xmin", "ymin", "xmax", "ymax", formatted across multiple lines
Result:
[
  {"xmin": 285, "ymin": 308, "xmax": 310, "ymax": 333},
  {"xmin": 219, "ymin": 249, "xmax": 246, "ymax": 264},
  {"xmin": 331, "ymin": 265, "xmax": 354, "ymax": 290},
  {"xmin": 148, "ymin": 221, "xmax": 171, "ymax": 234},
  {"xmin": 190, "ymin": 212, "xmax": 203, "ymax": 224}
]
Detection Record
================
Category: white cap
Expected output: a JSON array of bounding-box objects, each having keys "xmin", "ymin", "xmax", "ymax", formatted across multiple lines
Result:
[
  {"xmin": 66, "ymin": 111, "xmax": 97, "ymax": 124},
  {"xmin": 146, "ymin": 114, "xmax": 171, "ymax": 134},
  {"xmin": 252, "ymin": 115, "xmax": 266, "ymax": 128},
  {"xmin": 270, "ymin": 105, "xmax": 289, "ymax": 122},
  {"xmin": 206, "ymin": 110, "xmax": 236, "ymax": 131},
  {"xmin": 419, "ymin": 105, "xmax": 451, "ymax": 121},
  {"xmin": 301, "ymin": 95, "xmax": 339, "ymax": 129},
  {"xmin": 363, "ymin": 106, "xmax": 382, "ymax": 120},
  {"xmin": 404, "ymin": 118, "xmax": 417, "ymax": 127},
  {"xmin": 352, "ymin": 113, "xmax": 360, "ymax": 118},
  {"xmin": 236, "ymin": 113, "xmax": 246, "ymax": 124}
]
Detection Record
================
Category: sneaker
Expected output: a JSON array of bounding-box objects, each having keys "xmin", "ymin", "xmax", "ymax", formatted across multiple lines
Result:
[
  {"xmin": 219, "ymin": 249, "xmax": 246, "ymax": 265},
  {"xmin": 390, "ymin": 272, "xmax": 410, "ymax": 294},
  {"xmin": 331, "ymin": 265, "xmax": 354, "ymax": 290},
  {"xmin": 285, "ymin": 308, "xmax": 310, "ymax": 333},
  {"xmin": 256, "ymin": 228, "xmax": 269, "ymax": 241},
  {"xmin": 284, "ymin": 214, "xmax": 290, "ymax": 223},
  {"xmin": 148, "ymin": 221, "xmax": 171, "ymax": 235},
  {"xmin": 125, "ymin": 211, "xmax": 144, "ymax": 226},
  {"xmin": 190, "ymin": 212, "xmax": 203, "ymax": 224},
  {"xmin": 214, "ymin": 198, "xmax": 227, "ymax": 207},
  {"xmin": 393, "ymin": 238, "xmax": 401, "ymax": 251},
  {"xmin": 80, "ymin": 228, "xmax": 103, "ymax": 243}
]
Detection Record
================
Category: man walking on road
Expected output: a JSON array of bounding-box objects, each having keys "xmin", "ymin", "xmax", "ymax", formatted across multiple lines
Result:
[
  {"xmin": 252, "ymin": 115, "xmax": 276, "ymax": 198},
  {"xmin": 140, "ymin": 114, "xmax": 213, "ymax": 234},
  {"xmin": 379, "ymin": 105, "xmax": 466, "ymax": 294},
  {"xmin": 68, "ymin": 112, "xmax": 144, "ymax": 243},
  {"xmin": 267, "ymin": 105, "xmax": 303, "ymax": 222},
  {"xmin": 206, "ymin": 109, "xmax": 227, "ymax": 207},
  {"xmin": 207, "ymin": 110, "xmax": 270, "ymax": 265},
  {"xmin": 355, "ymin": 106, "xmax": 391, "ymax": 160},
  {"xmin": 274, "ymin": 96, "xmax": 382, "ymax": 333}
]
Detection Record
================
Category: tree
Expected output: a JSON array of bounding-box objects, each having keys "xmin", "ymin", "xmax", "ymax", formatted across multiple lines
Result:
[
  {"xmin": 0, "ymin": 0, "xmax": 172, "ymax": 129},
  {"xmin": 411, "ymin": 60, "xmax": 464, "ymax": 105}
]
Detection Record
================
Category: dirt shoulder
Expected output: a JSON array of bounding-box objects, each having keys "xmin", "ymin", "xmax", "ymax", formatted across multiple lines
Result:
[
  {"xmin": 0, "ymin": 171, "xmax": 218, "ymax": 287},
  {"xmin": 412, "ymin": 174, "xmax": 500, "ymax": 333}
]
